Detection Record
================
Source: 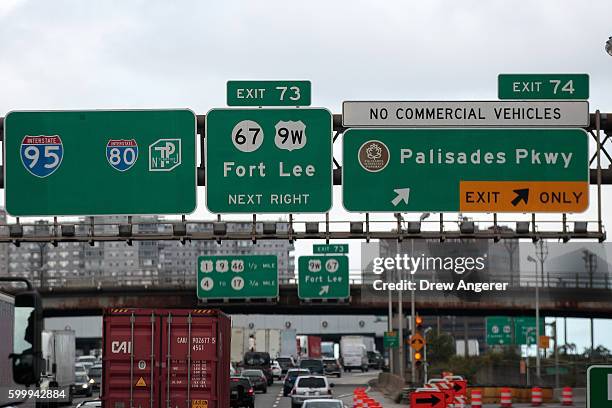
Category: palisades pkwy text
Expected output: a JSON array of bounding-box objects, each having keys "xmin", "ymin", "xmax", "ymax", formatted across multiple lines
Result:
[{"xmin": 370, "ymin": 254, "xmax": 509, "ymax": 293}]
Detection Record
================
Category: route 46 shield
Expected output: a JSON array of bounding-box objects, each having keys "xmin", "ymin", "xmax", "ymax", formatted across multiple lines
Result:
[
  {"xmin": 106, "ymin": 139, "xmax": 138, "ymax": 171},
  {"xmin": 20, "ymin": 135, "xmax": 64, "ymax": 178}
]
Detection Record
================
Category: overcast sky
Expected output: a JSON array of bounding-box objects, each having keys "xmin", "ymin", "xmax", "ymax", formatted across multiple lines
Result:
[{"xmin": 1, "ymin": 0, "xmax": 611, "ymax": 351}]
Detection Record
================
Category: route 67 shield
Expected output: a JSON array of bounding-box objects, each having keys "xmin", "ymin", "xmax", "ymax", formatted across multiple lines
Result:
[{"xmin": 106, "ymin": 139, "xmax": 138, "ymax": 171}]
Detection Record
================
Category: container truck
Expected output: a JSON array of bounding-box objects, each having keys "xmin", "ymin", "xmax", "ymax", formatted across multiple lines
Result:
[
  {"xmin": 41, "ymin": 329, "xmax": 76, "ymax": 404},
  {"xmin": 0, "ymin": 278, "xmax": 43, "ymax": 408},
  {"xmin": 102, "ymin": 308, "xmax": 231, "ymax": 408},
  {"xmin": 340, "ymin": 336, "xmax": 369, "ymax": 372}
]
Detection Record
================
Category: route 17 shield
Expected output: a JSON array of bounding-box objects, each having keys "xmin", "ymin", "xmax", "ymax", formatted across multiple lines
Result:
[
  {"xmin": 20, "ymin": 135, "xmax": 64, "ymax": 178},
  {"xmin": 106, "ymin": 139, "xmax": 138, "ymax": 171}
]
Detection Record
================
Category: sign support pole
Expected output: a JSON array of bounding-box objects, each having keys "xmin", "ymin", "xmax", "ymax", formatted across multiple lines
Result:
[
  {"xmin": 596, "ymin": 110, "xmax": 603, "ymax": 236},
  {"xmin": 397, "ymin": 239, "xmax": 404, "ymax": 380}
]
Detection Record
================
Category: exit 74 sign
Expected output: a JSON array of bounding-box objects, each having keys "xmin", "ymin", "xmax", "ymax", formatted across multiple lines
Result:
[
  {"xmin": 342, "ymin": 128, "xmax": 588, "ymax": 213},
  {"xmin": 298, "ymin": 256, "xmax": 349, "ymax": 300}
]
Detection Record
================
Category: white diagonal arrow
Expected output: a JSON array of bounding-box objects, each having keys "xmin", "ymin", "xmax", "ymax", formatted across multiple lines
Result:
[
  {"xmin": 391, "ymin": 188, "xmax": 410, "ymax": 206},
  {"xmin": 319, "ymin": 285, "xmax": 330, "ymax": 296}
]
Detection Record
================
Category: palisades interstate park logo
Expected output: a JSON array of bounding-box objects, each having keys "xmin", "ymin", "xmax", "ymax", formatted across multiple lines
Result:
[{"xmin": 358, "ymin": 140, "xmax": 390, "ymax": 172}]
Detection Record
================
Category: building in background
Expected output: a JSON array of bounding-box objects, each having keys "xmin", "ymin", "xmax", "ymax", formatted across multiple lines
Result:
[{"xmin": 0, "ymin": 210, "xmax": 294, "ymax": 288}]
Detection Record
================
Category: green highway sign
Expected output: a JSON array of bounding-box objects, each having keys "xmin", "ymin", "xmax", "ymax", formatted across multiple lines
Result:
[
  {"xmin": 498, "ymin": 74, "xmax": 589, "ymax": 100},
  {"xmin": 342, "ymin": 128, "xmax": 588, "ymax": 213},
  {"xmin": 4, "ymin": 110, "xmax": 196, "ymax": 216},
  {"xmin": 197, "ymin": 255, "xmax": 278, "ymax": 299},
  {"xmin": 206, "ymin": 108, "xmax": 332, "ymax": 213},
  {"xmin": 486, "ymin": 317, "xmax": 513, "ymax": 345},
  {"xmin": 298, "ymin": 255, "xmax": 349, "ymax": 300},
  {"xmin": 384, "ymin": 331, "xmax": 399, "ymax": 349},
  {"xmin": 227, "ymin": 80, "xmax": 311, "ymax": 106},
  {"xmin": 587, "ymin": 365, "xmax": 612, "ymax": 408},
  {"xmin": 313, "ymin": 244, "xmax": 349, "ymax": 254},
  {"xmin": 514, "ymin": 317, "xmax": 545, "ymax": 345}
]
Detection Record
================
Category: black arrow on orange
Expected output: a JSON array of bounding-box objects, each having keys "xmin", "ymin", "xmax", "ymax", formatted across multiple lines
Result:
[
  {"xmin": 415, "ymin": 394, "xmax": 442, "ymax": 406},
  {"xmin": 511, "ymin": 188, "xmax": 529, "ymax": 206}
]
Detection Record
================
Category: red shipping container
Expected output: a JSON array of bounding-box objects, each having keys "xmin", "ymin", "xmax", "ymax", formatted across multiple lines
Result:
[
  {"xmin": 307, "ymin": 336, "xmax": 321, "ymax": 358},
  {"xmin": 103, "ymin": 308, "xmax": 230, "ymax": 408}
]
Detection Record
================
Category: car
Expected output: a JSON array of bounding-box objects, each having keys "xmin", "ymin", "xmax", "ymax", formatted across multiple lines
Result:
[
  {"xmin": 242, "ymin": 351, "xmax": 274, "ymax": 385},
  {"xmin": 75, "ymin": 399, "xmax": 101, "ymax": 408},
  {"xmin": 290, "ymin": 375, "xmax": 334, "ymax": 408},
  {"xmin": 74, "ymin": 372, "xmax": 93, "ymax": 397},
  {"xmin": 299, "ymin": 358, "xmax": 324, "ymax": 375},
  {"xmin": 322, "ymin": 358, "xmax": 342, "ymax": 378},
  {"xmin": 283, "ymin": 368, "xmax": 310, "ymax": 397},
  {"xmin": 276, "ymin": 356, "xmax": 296, "ymax": 374},
  {"xmin": 271, "ymin": 360, "xmax": 282, "ymax": 380},
  {"xmin": 240, "ymin": 369, "xmax": 267, "ymax": 393},
  {"xmin": 75, "ymin": 362, "xmax": 89, "ymax": 375},
  {"xmin": 302, "ymin": 399, "xmax": 344, "ymax": 408},
  {"xmin": 77, "ymin": 355, "xmax": 98, "ymax": 365},
  {"xmin": 367, "ymin": 351, "xmax": 384, "ymax": 370},
  {"xmin": 230, "ymin": 376, "xmax": 255, "ymax": 408},
  {"xmin": 87, "ymin": 364, "xmax": 103, "ymax": 390}
]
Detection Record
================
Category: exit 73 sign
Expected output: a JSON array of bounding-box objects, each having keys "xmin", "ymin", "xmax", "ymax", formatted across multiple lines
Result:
[{"xmin": 298, "ymin": 256, "xmax": 349, "ymax": 300}]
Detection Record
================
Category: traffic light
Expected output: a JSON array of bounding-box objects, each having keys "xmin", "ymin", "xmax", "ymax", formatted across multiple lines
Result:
[
  {"xmin": 416, "ymin": 314, "xmax": 423, "ymax": 329},
  {"xmin": 414, "ymin": 351, "xmax": 423, "ymax": 367}
]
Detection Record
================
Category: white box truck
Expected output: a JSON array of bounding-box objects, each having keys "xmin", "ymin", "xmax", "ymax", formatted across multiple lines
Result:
[
  {"xmin": 280, "ymin": 329, "xmax": 297, "ymax": 359},
  {"xmin": 254, "ymin": 329, "xmax": 281, "ymax": 358},
  {"xmin": 340, "ymin": 336, "xmax": 369, "ymax": 372},
  {"xmin": 231, "ymin": 327, "xmax": 249, "ymax": 363},
  {"xmin": 41, "ymin": 329, "xmax": 76, "ymax": 403}
]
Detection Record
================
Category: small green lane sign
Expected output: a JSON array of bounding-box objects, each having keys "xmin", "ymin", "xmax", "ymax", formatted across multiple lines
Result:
[
  {"xmin": 587, "ymin": 365, "xmax": 612, "ymax": 408},
  {"xmin": 298, "ymin": 255, "xmax": 349, "ymax": 300},
  {"xmin": 486, "ymin": 316, "xmax": 513, "ymax": 345},
  {"xmin": 313, "ymin": 244, "xmax": 349, "ymax": 254},
  {"xmin": 197, "ymin": 255, "xmax": 278, "ymax": 299},
  {"xmin": 514, "ymin": 317, "xmax": 545, "ymax": 345},
  {"xmin": 498, "ymin": 74, "xmax": 589, "ymax": 100},
  {"xmin": 227, "ymin": 80, "xmax": 311, "ymax": 106},
  {"xmin": 384, "ymin": 331, "xmax": 399, "ymax": 348}
]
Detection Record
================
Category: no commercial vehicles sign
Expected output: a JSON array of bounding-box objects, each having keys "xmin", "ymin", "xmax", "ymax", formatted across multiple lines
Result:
[
  {"xmin": 342, "ymin": 128, "xmax": 588, "ymax": 213},
  {"xmin": 342, "ymin": 101, "xmax": 589, "ymax": 127},
  {"xmin": 4, "ymin": 110, "xmax": 196, "ymax": 216},
  {"xmin": 205, "ymin": 108, "xmax": 332, "ymax": 213}
]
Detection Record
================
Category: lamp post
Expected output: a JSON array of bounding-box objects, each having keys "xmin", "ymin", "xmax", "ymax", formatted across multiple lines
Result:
[
  {"xmin": 606, "ymin": 36, "xmax": 612, "ymax": 56},
  {"xmin": 423, "ymin": 327, "xmax": 432, "ymax": 383},
  {"xmin": 528, "ymin": 240, "xmax": 547, "ymax": 383}
]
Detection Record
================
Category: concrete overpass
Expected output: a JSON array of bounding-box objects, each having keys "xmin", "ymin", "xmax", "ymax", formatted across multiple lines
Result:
[{"xmin": 39, "ymin": 283, "xmax": 612, "ymax": 318}]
